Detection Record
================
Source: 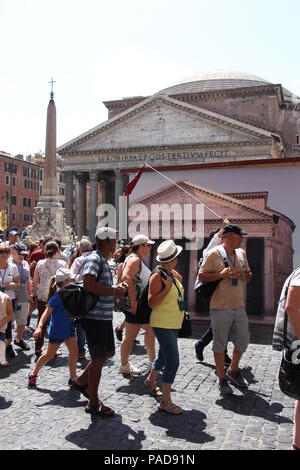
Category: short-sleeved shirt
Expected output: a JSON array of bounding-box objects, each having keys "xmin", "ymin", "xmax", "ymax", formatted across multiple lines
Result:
[
  {"xmin": 29, "ymin": 249, "xmax": 45, "ymax": 277},
  {"xmin": 36, "ymin": 259, "xmax": 66, "ymax": 302},
  {"xmin": 0, "ymin": 291, "xmax": 10, "ymax": 334},
  {"xmin": 13, "ymin": 260, "xmax": 30, "ymax": 303},
  {"xmin": 82, "ymin": 250, "xmax": 114, "ymax": 321},
  {"xmin": 0, "ymin": 263, "xmax": 19, "ymax": 300},
  {"xmin": 70, "ymin": 252, "xmax": 91, "ymax": 282},
  {"xmin": 47, "ymin": 292, "xmax": 75, "ymax": 340},
  {"xmin": 199, "ymin": 246, "xmax": 250, "ymax": 310}
]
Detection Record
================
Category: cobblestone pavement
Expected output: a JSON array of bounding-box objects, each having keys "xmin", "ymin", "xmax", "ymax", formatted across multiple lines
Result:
[{"xmin": 0, "ymin": 312, "xmax": 295, "ymax": 450}]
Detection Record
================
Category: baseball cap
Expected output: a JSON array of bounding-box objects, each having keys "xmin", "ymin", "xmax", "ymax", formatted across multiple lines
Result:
[
  {"xmin": 222, "ymin": 224, "xmax": 247, "ymax": 237},
  {"xmin": 131, "ymin": 234, "xmax": 155, "ymax": 246},
  {"xmin": 95, "ymin": 227, "xmax": 118, "ymax": 240},
  {"xmin": 9, "ymin": 231, "xmax": 18, "ymax": 236},
  {"xmin": 54, "ymin": 268, "xmax": 75, "ymax": 286},
  {"xmin": 11, "ymin": 242, "xmax": 28, "ymax": 255}
]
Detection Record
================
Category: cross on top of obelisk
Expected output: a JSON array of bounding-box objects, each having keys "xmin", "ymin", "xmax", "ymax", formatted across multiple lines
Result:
[{"xmin": 49, "ymin": 78, "xmax": 56, "ymax": 99}]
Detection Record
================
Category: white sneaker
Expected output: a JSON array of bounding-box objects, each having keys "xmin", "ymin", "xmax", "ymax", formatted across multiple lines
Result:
[{"xmin": 119, "ymin": 362, "xmax": 141, "ymax": 376}]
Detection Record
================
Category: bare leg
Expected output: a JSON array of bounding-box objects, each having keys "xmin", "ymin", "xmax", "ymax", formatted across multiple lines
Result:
[
  {"xmin": 293, "ymin": 400, "xmax": 300, "ymax": 449},
  {"xmin": 214, "ymin": 352, "xmax": 225, "ymax": 381},
  {"xmin": 32, "ymin": 343, "xmax": 60, "ymax": 375},
  {"xmin": 120, "ymin": 323, "xmax": 140, "ymax": 367},
  {"xmin": 65, "ymin": 337, "xmax": 79, "ymax": 380},
  {"xmin": 229, "ymin": 347, "xmax": 243, "ymax": 371},
  {"xmin": 16, "ymin": 325, "xmax": 26, "ymax": 342},
  {"xmin": 143, "ymin": 324, "xmax": 156, "ymax": 364}
]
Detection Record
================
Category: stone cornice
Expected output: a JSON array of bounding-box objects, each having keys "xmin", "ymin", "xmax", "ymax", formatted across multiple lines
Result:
[
  {"xmin": 166, "ymin": 83, "xmax": 284, "ymax": 104},
  {"xmin": 58, "ymin": 94, "xmax": 280, "ymax": 154},
  {"xmin": 61, "ymin": 140, "xmax": 272, "ymax": 158}
]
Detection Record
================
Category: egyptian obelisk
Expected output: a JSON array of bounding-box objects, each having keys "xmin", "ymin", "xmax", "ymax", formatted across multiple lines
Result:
[{"xmin": 26, "ymin": 80, "xmax": 73, "ymax": 244}]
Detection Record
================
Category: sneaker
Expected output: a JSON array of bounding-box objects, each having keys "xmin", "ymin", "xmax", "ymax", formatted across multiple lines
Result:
[
  {"xmin": 6, "ymin": 345, "xmax": 16, "ymax": 359},
  {"xmin": 28, "ymin": 371, "xmax": 37, "ymax": 388},
  {"xmin": 119, "ymin": 362, "xmax": 141, "ymax": 376},
  {"xmin": 224, "ymin": 354, "xmax": 232, "ymax": 367},
  {"xmin": 0, "ymin": 360, "xmax": 9, "ymax": 367},
  {"xmin": 218, "ymin": 378, "xmax": 234, "ymax": 396},
  {"xmin": 194, "ymin": 341, "xmax": 204, "ymax": 362},
  {"xmin": 115, "ymin": 327, "xmax": 123, "ymax": 342},
  {"xmin": 14, "ymin": 339, "xmax": 30, "ymax": 351},
  {"xmin": 227, "ymin": 368, "xmax": 248, "ymax": 388}
]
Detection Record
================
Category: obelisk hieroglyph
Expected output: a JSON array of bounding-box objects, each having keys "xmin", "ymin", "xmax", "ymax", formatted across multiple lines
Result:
[{"xmin": 26, "ymin": 80, "xmax": 73, "ymax": 244}]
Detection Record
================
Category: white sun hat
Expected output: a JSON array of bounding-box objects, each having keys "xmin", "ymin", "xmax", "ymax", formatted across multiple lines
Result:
[
  {"xmin": 131, "ymin": 234, "xmax": 155, "ymax": 246},
  {"xmin": 54, "ymin": 267, "xmax": 75, "ymax": 286},
  {"xmin": 95, "ymin": 227, "xmax": 118, "ymax": 240},
  {"xmin": 156, "ymin": 240, "xmax": 183, "ymax": 263}
]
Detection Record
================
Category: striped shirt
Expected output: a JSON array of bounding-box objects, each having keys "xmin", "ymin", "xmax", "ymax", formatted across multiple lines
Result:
[{"xmin": 82, "ymin": 250, "xmax": 114, "ymax": 321}]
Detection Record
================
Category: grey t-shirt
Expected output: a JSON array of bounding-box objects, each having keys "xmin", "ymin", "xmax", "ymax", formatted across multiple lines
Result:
[{"xmin": 13, "ymin": 260, "xmax": 30, "ymax": 303}]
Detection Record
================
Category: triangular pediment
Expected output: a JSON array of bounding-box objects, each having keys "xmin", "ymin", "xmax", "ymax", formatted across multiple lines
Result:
[
  {"xmin": 58, "ymin": 95, "xmax": 277, "ymax": 154},
  {"xmin": 130, "ymin": 179, "xmax": 274, "ymax": 223}
]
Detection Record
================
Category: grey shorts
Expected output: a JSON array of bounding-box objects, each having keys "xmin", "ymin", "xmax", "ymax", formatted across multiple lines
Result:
[
  {"xmin": 209, "ymin": 308, "xmax": 250, "ymax": 353},
  {"xmin": 15, "ymin": 303, "xmax": 29, "ymax": 326}
]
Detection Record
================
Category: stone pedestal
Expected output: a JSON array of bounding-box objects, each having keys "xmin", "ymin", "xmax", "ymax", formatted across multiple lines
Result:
[{"xmin": 26, "ymin": 206, "xmax": 73, "ymax": 245}]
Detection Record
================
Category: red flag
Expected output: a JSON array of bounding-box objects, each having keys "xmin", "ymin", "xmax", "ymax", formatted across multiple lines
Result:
[{"xmin": 123, "ymin": 166, "xmax": 145, "ymax": 197}]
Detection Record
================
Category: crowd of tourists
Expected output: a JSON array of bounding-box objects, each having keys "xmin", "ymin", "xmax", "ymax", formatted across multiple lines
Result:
[{"xmin": 0, "ymin": 223, "xmax": 299, "ymax": 450}]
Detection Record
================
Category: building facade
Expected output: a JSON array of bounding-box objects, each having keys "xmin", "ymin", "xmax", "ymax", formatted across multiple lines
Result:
[{"xmin": 58, "ymin": 71, "xmax": 300, "ymax": 320}]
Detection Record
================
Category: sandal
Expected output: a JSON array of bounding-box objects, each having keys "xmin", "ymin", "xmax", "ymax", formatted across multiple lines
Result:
[
  {"xmin": 159, "ymin": 400, "xmax": 183, "ymax": 415},
  {"xmin": 71, "ymin": 381, "xmax": 90, "ymax": 399},
  {"xmin": 144, "ymin": 379, "xmax": 162, "ymax": 397},
  {"xmin": 85, "ymin": 401, "xmax": 115, "ymax": 417}
]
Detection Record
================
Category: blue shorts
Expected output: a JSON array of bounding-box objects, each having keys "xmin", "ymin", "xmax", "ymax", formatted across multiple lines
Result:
[{"xmin": 48, "ymin": 323, "xmax": 76, "ymax": 344}]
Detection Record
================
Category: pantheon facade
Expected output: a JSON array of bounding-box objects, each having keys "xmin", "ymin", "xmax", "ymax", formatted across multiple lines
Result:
[{"xmin": 58, "ymin": 71, "xmax": 300, "ymax": 320}]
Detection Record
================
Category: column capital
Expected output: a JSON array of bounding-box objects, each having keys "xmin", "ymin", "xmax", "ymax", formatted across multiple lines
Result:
[
  {"xmin": 77, "ymin": 172, "xmax": 87, "ymax": 183},
  {"xmin": 89, "ymin": 170, "xmax": 99, "ymax": 182}
]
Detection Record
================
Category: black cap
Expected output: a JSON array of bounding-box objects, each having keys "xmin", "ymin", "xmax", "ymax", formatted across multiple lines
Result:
[{"xmin": 222, "ymin": 224, "xmax": 247, "ymax": 237}]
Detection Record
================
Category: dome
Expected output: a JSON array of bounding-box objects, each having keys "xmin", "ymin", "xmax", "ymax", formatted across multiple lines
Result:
[{"xmin": 158, "ymin": 70, "xmax": 271, "ymax": 95}]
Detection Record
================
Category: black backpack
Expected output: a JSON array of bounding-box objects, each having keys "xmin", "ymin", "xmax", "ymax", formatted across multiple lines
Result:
[
  {"xmin": 195, "ymin": 246, "xmax": 229, "ymax": 311},
  {"xmin": 135, "ymin": 267, "xmax": 167, "ymax": 324},
  {"xmin": 58, "ymin": 256, "xmax": 102, "ymax": 319}
]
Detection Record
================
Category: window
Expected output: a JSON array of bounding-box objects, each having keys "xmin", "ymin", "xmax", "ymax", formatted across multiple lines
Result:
[
  {"xmin": 19, "ymin": 213, "xmax": 22, "ymax": 222},
  {"xmin": 23, "ymin": 197, "xmax": 27, "ymax": 207},
  {"xmin": 35, "ymin": 200, "xmax": 38, "ymax": 206},
  {"xmin": 40, "ymin": 170, "xmax": 43, "ymax": 180},
  {"xmin": 12, "ymin": 213, "xmax": 15, "ymax": 222},
  {"xmin": 11, "ymin": 196, "xmax": 17, "ymax": 205},
  {"xmin": 5, "ymin": 162, "xmax": 9, "ymax": 172},
  {"xmin": 40, "ymin": 186, "xmax": 42, "ymax": 195},
  {"xmin": 24, "ymin": 181, "xmax": 27, "ymax": 189},
  {"xmin": 5, "ymin": 176, "xmax": 9, "ymax": 184},
  {"xmin": 24, "ymin": 214, "xmax": 27, "ymax": 222},
  {"xmin": 12, "ymin": 177, "xmax": 16, "ymax": 186},
  {"xmin": 28, "ymin": 198, "xmax": 31, "ymax": 207},
  {"xmin": 6, "ymin": 192, "xmax": 9, "ymax": 201},
  {"xmin": 297, "ymin": 135, "xmax": 300, "ymax": 145}
]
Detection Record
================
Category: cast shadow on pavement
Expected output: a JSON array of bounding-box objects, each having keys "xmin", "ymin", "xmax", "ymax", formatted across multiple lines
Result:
[
  {"xmin": 65, "ymin": 417, "xmax": 146, "ymax": 450},
  {"xmin": 149, "ymin": 409, "xmax": 215, "ymax": 445},
  {"xmin": 215, "ymin": 390, "xmax": 293, "ymax": 424},
  {"xmin": 31, "ymin": 387, "xmax": 87, "ymax": 409},
  {"xmin": 0, "ymin": 351, "xmax": 32, "ymax": 379}
]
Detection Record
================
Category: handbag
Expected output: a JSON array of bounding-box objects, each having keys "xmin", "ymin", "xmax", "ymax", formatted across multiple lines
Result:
[
  {"xmin": 178, "ymin": 311, "xmax": 192, "ymax": 338},
  {"xmin": 170, "ymin": 273, "xmax": 192, "ymax": 338},
  {"xmin": 278, "ymin": 270, "xmax": 300, "ymax": 400},
  {"xmin": 279, "ymin": 311, "xmax": 300, "ymax": 400}
]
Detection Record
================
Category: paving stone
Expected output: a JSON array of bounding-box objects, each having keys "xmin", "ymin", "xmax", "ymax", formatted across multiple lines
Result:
[{"xmin": 0, "ymin": 311, "xmax": 296, "ymax": 450}]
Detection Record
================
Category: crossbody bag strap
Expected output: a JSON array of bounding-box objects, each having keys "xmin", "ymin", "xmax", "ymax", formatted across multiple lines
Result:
[{"xmin": 216, "ymin": 245, "xmax": 229, "ymax": 268}]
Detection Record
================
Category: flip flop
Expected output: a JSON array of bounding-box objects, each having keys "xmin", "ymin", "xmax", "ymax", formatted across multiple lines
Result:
[
  {"xmin": 85, "ymin": 402, "xmax": 115, "ymax": 417},
  {"xmin": 144, "ymin": 379, "xmax": 162, "ymax": 397}
]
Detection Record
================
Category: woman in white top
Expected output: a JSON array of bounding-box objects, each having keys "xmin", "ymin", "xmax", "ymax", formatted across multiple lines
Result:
[
  {"xmin": 0, "ymin": 243, "xmax": 20, "ymax": 360},
  {"xmin": 119, "ymin": 235, "xmax": 156, "ymax": 376},
  {"xmin": 33, "ymin": 241, "xmax": 66, "ymax": 360}
]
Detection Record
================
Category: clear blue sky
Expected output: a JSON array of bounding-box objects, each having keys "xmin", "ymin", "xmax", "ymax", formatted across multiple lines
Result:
[{"xmin": 1, "ymin": 0, "xmax": 300, "ymax": 155}]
